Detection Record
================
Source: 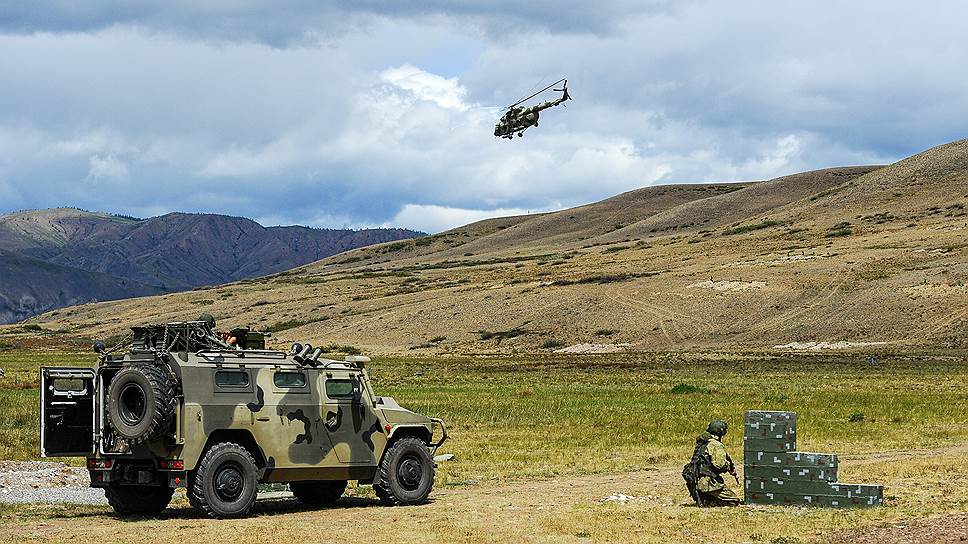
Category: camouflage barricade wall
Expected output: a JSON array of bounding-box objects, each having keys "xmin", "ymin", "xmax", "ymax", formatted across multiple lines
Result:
[{"xmin": 743, "ymin": 410, "xmax": 883, "ymax": 507}]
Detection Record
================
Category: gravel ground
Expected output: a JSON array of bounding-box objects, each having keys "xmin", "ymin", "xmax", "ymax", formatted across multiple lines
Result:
[
  {"xmin": 0, "ymin": 461, "xmax": 106, "ymax": 505},
  {"xmin": 0, "ymin": 461, "xmax": 293, "ymax": 506}
]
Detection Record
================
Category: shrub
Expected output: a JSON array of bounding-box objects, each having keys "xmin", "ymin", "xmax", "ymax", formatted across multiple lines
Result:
[
  {"xmin": 595, "ymin": 329, "xmax": 617, "ymax": 337},
  {"xmin": 478, "ymin": 327, "xmax": 527, "ymax": 343},
  {"xmin": 541, "ymin": 339, "xmax": 566, "ymax": 349},
  {"xmin": 848, "ymin": 412, "xmax": 865, "ymax": 423},
  {"xmin": 721, "ymin": 220, "xmax": 782, "ymax": 236},
  {"xmin": 670, "ymin": 383, "xmax": 709, "ymax": 394}
]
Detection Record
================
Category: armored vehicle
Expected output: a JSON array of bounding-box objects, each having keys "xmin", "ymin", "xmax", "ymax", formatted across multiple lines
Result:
[{"xmin": 40, "ymin": 320, "xmax": 447, "ymax": 518}]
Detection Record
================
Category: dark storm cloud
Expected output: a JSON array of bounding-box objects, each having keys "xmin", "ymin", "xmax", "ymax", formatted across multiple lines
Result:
[{"xmin": 0, "ymin": 0, "xmax": 681, "ymax": 45}]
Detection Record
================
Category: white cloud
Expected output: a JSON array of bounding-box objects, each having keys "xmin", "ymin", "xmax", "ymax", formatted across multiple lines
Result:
[
  {"xmin": 391, "ymin": 204, "xmax": 537, "ymax": 233},
  {"xmin": 381, "ymin": 64, "xmax": 470, "ymax": 111},
  {"xmin": 86, "ymin": 154, "xmax": 129, "ymax": 182}
]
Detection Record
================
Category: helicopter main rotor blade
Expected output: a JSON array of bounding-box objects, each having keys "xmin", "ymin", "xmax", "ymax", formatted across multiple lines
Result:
[{"xmin": 508, "ymin": 78, "xmax": 566, "ymax": 109}]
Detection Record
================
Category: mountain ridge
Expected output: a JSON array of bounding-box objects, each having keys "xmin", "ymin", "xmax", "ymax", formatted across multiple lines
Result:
[{"xmin": 0, "ymin": 209, "xmax": 424, "ymax": 323}]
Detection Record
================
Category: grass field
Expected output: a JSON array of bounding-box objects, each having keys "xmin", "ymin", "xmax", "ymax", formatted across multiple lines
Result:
[{"xmin": 2, "ymin": 349, "xmax": 967, "ymax": 542}]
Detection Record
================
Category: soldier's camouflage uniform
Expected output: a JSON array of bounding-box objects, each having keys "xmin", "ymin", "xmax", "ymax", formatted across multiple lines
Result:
[{"xmin": 693, "ymin": 431, "xmax": 741, "ymax": 506}]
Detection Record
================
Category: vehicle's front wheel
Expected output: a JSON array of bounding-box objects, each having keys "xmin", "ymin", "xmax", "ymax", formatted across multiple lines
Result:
[
  {"xmin": 104, "ymin": 485, "xmax": 174, "ymax": 516},
  {"xmin": 290, "ymin": 480, "xmax": 347, "ymax": 506},
  {"xmin": 373, "ymin": 437, "xmax": 435, "ymax": 506},
  {"xmin": 190, "ymin": 442, "xmax": 259, "ymax": 519}
]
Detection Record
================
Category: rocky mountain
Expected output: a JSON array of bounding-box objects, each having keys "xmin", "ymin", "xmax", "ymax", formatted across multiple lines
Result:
[{"xmin": 0, "ymin": 209, "xmax": 423, "ymax": 323}]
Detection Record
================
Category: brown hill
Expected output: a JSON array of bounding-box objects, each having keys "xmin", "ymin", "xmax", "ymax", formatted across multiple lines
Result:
[{"xmin": 17, "ymin": 139, "xmax": 968, "ymax": 356}]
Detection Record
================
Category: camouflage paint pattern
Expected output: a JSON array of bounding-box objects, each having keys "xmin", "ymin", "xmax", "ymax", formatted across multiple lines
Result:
[{"xmin": 87, "ymin": 347, "xmax": 439, "ymax": 485}]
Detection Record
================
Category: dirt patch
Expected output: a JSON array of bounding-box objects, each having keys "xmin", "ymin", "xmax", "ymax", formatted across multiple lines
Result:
[
  {"xmin": 687, "ymin": 280, "xmax": 766, "ymax": 292},
  {"xmin": 725, "ymin": 254, "xmax": 829, "ymax": 268},
  {"xmin": 554, "ymin": 343, "xmax": 630, "ymax": 354},
  {"xmin": 826, "ymin": 512, "xmax": 968, "ymax": 543},
  {"xmin": 772, "ymin": 341, "xmax": 887, "ymax": 351}
]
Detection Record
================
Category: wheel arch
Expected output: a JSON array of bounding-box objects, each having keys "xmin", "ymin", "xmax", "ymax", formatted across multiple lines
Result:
[
  {"xmin": 193, "ymin": 429, "xmax": 267, "ymax": 472},
  {"xmin": 386, "ymin": 425, "xmax": 431, "ymax": 445}
]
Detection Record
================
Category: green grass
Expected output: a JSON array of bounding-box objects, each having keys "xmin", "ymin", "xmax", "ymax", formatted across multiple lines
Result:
[
  {"xmin": 0, "ymin": 350, "xmax": 93, "ymax": 461},
  {"xmin": 3, "ymin": 350, "xmax": 968, "ymax": 487},
  {"xmin": 363, "ymin": 353, "xmax": 968, "ymax": 485}
]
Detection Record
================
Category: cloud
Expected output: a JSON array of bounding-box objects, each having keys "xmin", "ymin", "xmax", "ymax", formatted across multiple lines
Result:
[
  {"xmin": 381, "ymin": 65, "xmax": 469, "ymax": 111},
  {"xmin": 390, "ymin": 204, "xmax": 535, "ymax": 234},
  {"xmin": 86, "ymin": 154, "xmax": 130, "ymax": 183},
  {"xmin": 0, "ymin": 1, "xmax": 684, "ymax": 45},
  {"xmin": 0, "ymin": 3, "xmax": 965, "ymax": 234}
]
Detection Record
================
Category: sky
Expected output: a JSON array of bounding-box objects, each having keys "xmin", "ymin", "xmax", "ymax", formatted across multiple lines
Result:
[{"xmin": 0, "ymin": 2, "xmax": 966, "ymax": 233}]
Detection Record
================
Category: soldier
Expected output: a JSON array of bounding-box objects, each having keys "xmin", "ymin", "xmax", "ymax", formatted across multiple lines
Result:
[
  {"xmin": 197, "ymin": 313, "xmax": 237, "ymax": 346},
  {"xmin": 682, "ymin": 419, "xmax": 742, "ymax": 506}
]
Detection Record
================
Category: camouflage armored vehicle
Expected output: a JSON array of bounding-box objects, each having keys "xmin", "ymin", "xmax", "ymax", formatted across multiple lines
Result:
[{"xmin": 39, "ymin": 320, "xmax": 447, "ymax": 518}]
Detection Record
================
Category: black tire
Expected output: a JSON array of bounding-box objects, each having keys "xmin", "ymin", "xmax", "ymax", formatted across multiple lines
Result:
[
  {"xmin": 290, "ymin": 480, "xmax": 347, "ymax": 506},
  {"xmin": 190, "ymin": 442, "xmax": 259, "ymax": 519},
  {"xmin": 373, "ymin": 437, "xmax": 435, "ymax": 506},
  {"xmin": 107, "ymin": 364, "xmax": 176, "ymax": 444},
  {"xmin": 104, "ymin": 485, "xmax": 174, "ymax": 516}
]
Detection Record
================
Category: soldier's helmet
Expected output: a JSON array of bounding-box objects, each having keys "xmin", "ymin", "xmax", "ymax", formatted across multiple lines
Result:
[
  {"xmin": 198, "ymin": 313, "xmax": 216, "ymax": 330},
  {"xmin": 707, "ymin": 419, "xmax": 728, "ymax": 437}
]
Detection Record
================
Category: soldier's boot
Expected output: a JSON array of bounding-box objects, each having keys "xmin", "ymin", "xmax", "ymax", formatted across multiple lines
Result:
[{"xmin": 699, "ymin": 486, "xmax": 742, "ymax": 507}]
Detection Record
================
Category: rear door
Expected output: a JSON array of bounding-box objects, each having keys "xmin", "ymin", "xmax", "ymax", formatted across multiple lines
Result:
[{"xmin": 40, "ymin": 367, "xmax": 96, "ymax": 457}]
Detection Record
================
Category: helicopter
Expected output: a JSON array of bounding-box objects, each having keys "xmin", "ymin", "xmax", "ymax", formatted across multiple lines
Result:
[{"xmin": 494, "ymin": 78, "xmax": 571, "ymax": 139}]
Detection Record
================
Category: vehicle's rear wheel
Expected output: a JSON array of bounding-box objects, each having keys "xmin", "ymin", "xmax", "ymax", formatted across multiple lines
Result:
[
  {"xmin": 190, "ymin": 442, "xmax": 259, "ymax": 519},
  {"xmin": 373, "ymin": 437, "xmax": 434, "ymax": 506},
  {"xmin": 104, "ymin": 485, "xmax": 174, "ymax": 516},
  {"xmin": 290, "ymin": 480, "xmax": 347, "ymax": 506},
  {"xmin": 107, "ymin": 364, "xmax": 176, "ymax": 444}
]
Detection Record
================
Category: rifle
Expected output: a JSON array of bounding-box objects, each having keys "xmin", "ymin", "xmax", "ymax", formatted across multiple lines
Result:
[{"xmin": 727, "ymin": 454, "xmax": 740, "ymax": 485}]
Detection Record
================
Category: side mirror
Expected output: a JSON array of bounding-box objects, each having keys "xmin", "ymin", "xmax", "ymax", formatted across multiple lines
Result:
[{"xmin": 93, "ymin": 340, "xmax": 106, "ymax": 354}]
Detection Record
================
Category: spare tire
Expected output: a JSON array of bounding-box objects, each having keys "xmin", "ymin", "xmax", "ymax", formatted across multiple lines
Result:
[{"xmin": 107, "ymin": 364, "xmax": 176, "ymax": 444}]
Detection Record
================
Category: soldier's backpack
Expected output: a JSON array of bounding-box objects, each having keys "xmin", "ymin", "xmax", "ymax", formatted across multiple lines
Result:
[{"xmin": 682, "ymin": 433, "xmax": 716, "ymax": 507}]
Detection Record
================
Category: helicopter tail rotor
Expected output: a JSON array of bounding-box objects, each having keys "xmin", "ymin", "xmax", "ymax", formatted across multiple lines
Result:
[{"xmin": 553, "ymin": 80, "xmax": 570, "ymax": 101}]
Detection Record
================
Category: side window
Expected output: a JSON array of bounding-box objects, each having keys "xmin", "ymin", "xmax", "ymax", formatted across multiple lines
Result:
[
  {"xmin": 325, "ymin": 378, "xmax": 358, "ymax": 400},
  {"xmin": 51, "ymin": 378, "xmax": 86, "ymax": 393},
  {"xmin": 274, "ymin": 371, "xmax": 307, "ymax": 388},
  {"xmin": 214, "ymin": 370, "xmax": 251, "ymax": 392}
]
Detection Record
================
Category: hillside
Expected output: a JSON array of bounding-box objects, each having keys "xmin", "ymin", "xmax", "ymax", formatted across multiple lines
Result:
[
  {"xmin": 14, "ymin": 139, "xmax": 968, "ymax": 355},
  {"xmin": 0, "ymin": 209, "xmax": 423, "ymax": 323}
]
